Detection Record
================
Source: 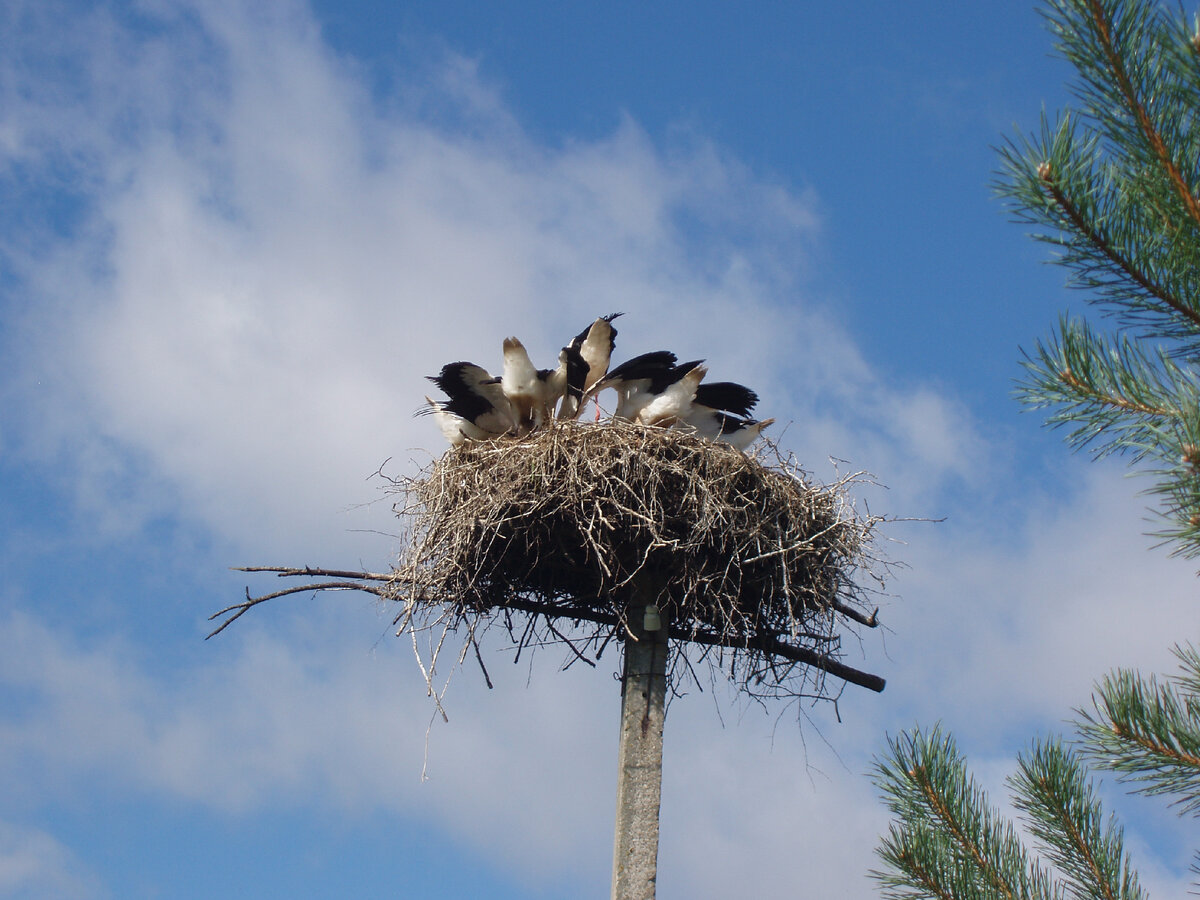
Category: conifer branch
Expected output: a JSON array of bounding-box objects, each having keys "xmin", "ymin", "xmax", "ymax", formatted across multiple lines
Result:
[
  {"xmin": 1075, "ymin": 646, "xmax": 1200, "ymax": 815},
  {"xmin": 1011, "ymin": 741, "xmax": 1146, "ymax": 900},
  {"xmin": 1059, "ymin": 368, "xmax": 1173, "ymax": 418},
  {"xmin": 1083, "ymin": 0, "xmax": 1200, "ymax": 228},
  {"xmin": 872, "ymin": 727, "xmax": 1056, "ymax": 900},
  {"xmin": 1037, "ymin": 163, "xmax": 1200, "ymax": 332},
  {"xmin": 878, "ymin": 2, "xmax": 1200, "ymax": 894}
]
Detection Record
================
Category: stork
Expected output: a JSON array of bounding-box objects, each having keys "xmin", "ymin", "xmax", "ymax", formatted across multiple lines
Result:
[
  {"xmin": 708, "ymin": 413, "xmax": 776, "ymax": 450},
  {"xmin": 692, "ymin": 382, "xmax": 759, "ymax": 419},
  {"xmin": 587, "ymin": 351, "xmax": 675, "ymax": 420},
  {"xmin": 679, "ymin": 379, "xmax": 774, "ymax": 448},
  {"xmin": 533, "ymin": 345, "xmax": 588, "ymax": 426},
  {"xmin": 570, "ymin": 312, "xmax": 622, "ymax": 392},
  {"xmin": 566, "ymin": 312, "xmax": 622, "ymax": 420},
  {"xmin": 591, "ymin": 352, "xmax": 707, "ymax": 423},
  {"xmin": 419, "ymin": 361, "xmax": 517, "ymax": 446},
  {"xmin": 501, "ymin": 337, "xmax": 555, "ymax": 435},
  {"xmin": 555, "ymin": 345, "xmax": 590, "ymax": 420},
  {"xmin": 636, "ymin": 361, "xmax": 709, "ymax": 427}
]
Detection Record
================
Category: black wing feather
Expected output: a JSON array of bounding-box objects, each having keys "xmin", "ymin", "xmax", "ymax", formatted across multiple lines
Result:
[
  {"xmin": 715, "ymin": 411, "xmax": 750, "ymax": 435},
  {"xmin": 563, "ymin": 346, "xmax": 588, "ymax": 400},
  {"xmin": 600, "ymin": 350, "xmax": 677, "ymax": 385},
  {"xmin": 694, "ymin": 382, "xmax": 758, "ymax": 417},
  {"xmin": 426, "ymin": 361, "xmax": 495, "ymax": 422}
]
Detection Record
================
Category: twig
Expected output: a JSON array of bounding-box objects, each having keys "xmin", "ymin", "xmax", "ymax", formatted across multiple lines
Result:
[
  {"xmin": 207, "ymin": 581, "xmax": 386, "ymax": 639},
  {"xmin": 234, "ymin": 565, "xmax": 394, "ymax": 582}
]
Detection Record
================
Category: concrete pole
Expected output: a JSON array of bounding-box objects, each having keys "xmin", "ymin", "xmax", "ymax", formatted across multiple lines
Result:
[{"xmin": 611, "ymin": 602, "xmax": 669, "ymax": 900}]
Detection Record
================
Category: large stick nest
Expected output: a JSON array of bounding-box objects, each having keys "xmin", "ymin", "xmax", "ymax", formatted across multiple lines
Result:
[{"xmin": 386, "ymin": 419, "xmax": 890, "ymax": 702}]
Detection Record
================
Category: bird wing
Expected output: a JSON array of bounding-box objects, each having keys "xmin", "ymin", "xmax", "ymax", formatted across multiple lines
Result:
[
  {"xmin": 595, "ymin": 350, "xmax": 678, "ymax": 389},
  {"xmin": 693, "ymin": 381, "xmax": 759, "ymax": 417},
  {"xmin": 428, "ymin": 361, "xmax": 494, "ymax": 398},
  {"xmin": 502, "ymin": 337, "xmax": 545, "ymax": 432},
  {"xmin": 717, "ymin": 414, "xmax": 776, "ymax": 450},
  {"xmin": 426, "ymin": 361, "xmax": 515, "ymax": 437},
  {"xmin": 638, "ymin": 364, "xmax": 707, "ymax": 426},
  {"xmin": 569, "ymin": 312, "xmax": 622, "ymax": 354},
  {"xmin": 554, "ymin": 346, "xmax": 590, "ymax": 419},
  {"xmin": 648, "ymin": 359, "xmax": 704, "ymax": 394}
]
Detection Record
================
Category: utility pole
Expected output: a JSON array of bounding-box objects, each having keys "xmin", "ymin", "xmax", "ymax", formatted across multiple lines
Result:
[{"xmin": 611, "ymin": 602, "xmax": 669, "ymax": 900}]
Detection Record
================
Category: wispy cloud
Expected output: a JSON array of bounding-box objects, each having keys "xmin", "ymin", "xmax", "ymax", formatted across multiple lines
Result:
[
  {"xmin": 2, "ymin": 0, "xmax": 984, "ymax": 565},
  {"xmin": 0, "ymin": 818, "xmax": 103, "ymax": 900}
]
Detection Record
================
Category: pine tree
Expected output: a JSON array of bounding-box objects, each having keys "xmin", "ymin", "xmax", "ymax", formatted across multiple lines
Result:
[
  {"xmin": 872, "ymin": 648, "xmax": 1199, "ymax": 899},
  {"xmin": 872, "ymin": 1, "xmax": 1200, "ymax": 895},
  {"xmin": 1003, "ymin": 0, "xmax": 1200, "ymax": 555}
]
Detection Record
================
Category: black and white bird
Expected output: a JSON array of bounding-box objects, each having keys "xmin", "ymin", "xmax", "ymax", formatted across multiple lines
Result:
[
  {"xmin": 559, "ymin": 312, "xmax": 622, "ymax": 420},
  {"xmin": 419, "ymin": 361, "xmax": 517, "ymax": 446},
  {"xmin": 591, "ymin": 352, "xmax": 707, "ymax": 423},
  {"xmin": 501, "ymin": 337, "xmax": 555, "ymax": 435},
  {"xmin": 587, "ymin": 350, "xmax": 674, "ymax": 419},
  {"xmin": 686, "ymin": 410, "xmax": 777, "ymax": 448},
  {"xmin": 636, "ymin": 361, "xmax": 709, "ymax": 427},
  {"xmin": 555, "ymin": 344, "xmax": 590, "ymax": 420},
  {"xmin": 680, "ymin": 381, "xmax": 774, "ymax": 449},
  {"xmin": 703, "ymin": 413, "xmax": 776, "ymax": 450},
  {"xmin": 570, "ymin": 312, "xmax": 622, "ymax": 394},
  {"xmin": 691, "ymin": 382, "xmax": 759, "ymax": 419}
]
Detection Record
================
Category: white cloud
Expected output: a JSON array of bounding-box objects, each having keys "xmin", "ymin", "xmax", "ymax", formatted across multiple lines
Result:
[
  {"xmin": 1, "ymin": 0, "xmax": 988, "ymax": 571},
  {"xmin": 0, "ymin": 820, "xmax": 103, "ymax": 900},
  {"xmin": 0, "ymin": 603, "xmax": 627, "ymax": 891},
  {"xmin": 885, "ymin": 465, "xmax": 1199, "ymax": 734}
]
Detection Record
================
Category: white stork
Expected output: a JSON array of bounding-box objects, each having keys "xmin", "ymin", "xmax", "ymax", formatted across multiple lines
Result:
[
  {"xmin": 691, "ymin": 382, "xmax": 759, "ymax": 419},
  {"xmin": 419, "ymin": 361, "xmax": 517, "ymax": 446},
  {"xmin": 554, "ymin": 345, "xmax": 590, "ymax": 420},
  {"xmin": 707, "ymin": 413, "xmax": 776, "ymax": 450},
  {"xmin": 587, "ymin": 350, "xmax": 675, "ymax": 420},
  {"xmin": 571, "ymin": 312, "xmax": 622, "ymax": 392},
  {"xmin": 501, "ymin": 337, "xmax": 555, "ymax": 435},
  {"xmin": 532, "ymin": 346, "xmax": 588, "ymax": 427},
  {"xmin": 679, "ymin": 379, "xmax": 774, "ymax": 448},
  {"xmin": 563, "ymin": 312, "xmax": 621, "ymax": 420},
  {"xmin": 590, "ymin": 352, "xmax": 708, "ymax": 423},
  {"xmin": 636, "ymin": 361, "xmax": 709, "ymax": 427}
]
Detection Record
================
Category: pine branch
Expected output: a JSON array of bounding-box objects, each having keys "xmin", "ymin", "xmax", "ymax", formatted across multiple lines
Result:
[
  {"xmin": 1016, "ymin": 315, "xmax": 1193, "ymax": 458},
  {"xmin": 996, "ymin": 0, "xmax": 1200, "ymax": 346},
  {"xmin": 1036, "ymin": 158, "xmax": 1200, "ymax": 333},
  {"xmin": 1010, "ymin": 739, "xmax": 1146, "ymax": 900},
  {"xmin": 876, "ymin": 823, "xmax": 993, "ymax": 900},
  {"xmin": 878, "ymin": 4, "xmax": 1200, "ymax": 894},
  {"xmin": 872, "ymin": 726, "xmax": 1058, "ymax": 900},
  {"xmin": 997, "ymin": 114, "xmax": 1200, "ymax": 345},
  {"xmin": 1076, "ymin": 0, "xmax": 1200, "ymax": 228},
  {"xmin": 1016, "ymin": 308, "xmax": 1200, "ymax": 555},
  {"xmin": 1075, "ymin": 643, "xmax": 1200, "ymax": 816}
]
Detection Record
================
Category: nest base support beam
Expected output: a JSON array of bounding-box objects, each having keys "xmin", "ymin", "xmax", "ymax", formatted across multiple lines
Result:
[{"xmin": 611, "ymin": 603, "xmax": 669, "ymax": 900}]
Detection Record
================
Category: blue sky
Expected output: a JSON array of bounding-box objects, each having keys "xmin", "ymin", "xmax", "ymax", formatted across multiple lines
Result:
[{"xmin": 1, "ymin": 1, "xmax": 1196, "ymax": 898}]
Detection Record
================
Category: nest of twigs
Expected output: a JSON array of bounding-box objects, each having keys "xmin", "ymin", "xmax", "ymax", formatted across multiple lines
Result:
[{"xmin": 385, "ymin": 419, "xmax": 889, "ymax": 702}]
